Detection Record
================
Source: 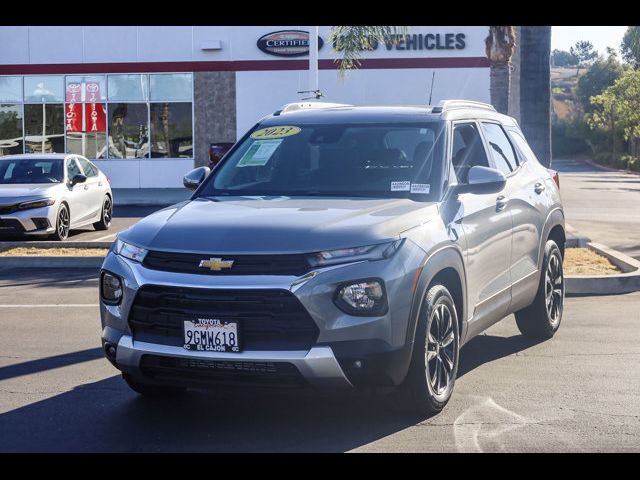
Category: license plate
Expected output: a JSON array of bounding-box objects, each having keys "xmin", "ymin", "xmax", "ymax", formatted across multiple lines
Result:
[{"xmin": 183, "ymin": 318, "xmax": 241, "ymax": 352}]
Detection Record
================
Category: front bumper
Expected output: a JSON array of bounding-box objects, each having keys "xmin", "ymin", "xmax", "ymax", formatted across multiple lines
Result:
[
  {"xmin": 0, "ymin": 205, "xmax": 55, "ymax": 235},
  {"xmin": 100, "ymin": 240, "xmax": 426, "ymax": 389}
]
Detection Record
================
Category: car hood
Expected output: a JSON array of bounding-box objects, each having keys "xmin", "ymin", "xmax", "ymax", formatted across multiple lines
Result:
[
  {"xmin": 120, "ymin": 196, "xmax": 438, "ymax": 254},
  {"xmin": 0, "ymin": 184, "xmax": 60, "ymax": 204}
]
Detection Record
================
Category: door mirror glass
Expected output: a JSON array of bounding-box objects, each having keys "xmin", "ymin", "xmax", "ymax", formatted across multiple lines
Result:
[
  {"xmin": 70, "ymin": 173, "xmax": 87, "ymax": 185},
  {"xmin": 452, "ymin": 166, "xmax": 506, "ymax": 195},
  {"xmin": 183, "ymin": 166, "xmax": 211, "ymax": 190}
]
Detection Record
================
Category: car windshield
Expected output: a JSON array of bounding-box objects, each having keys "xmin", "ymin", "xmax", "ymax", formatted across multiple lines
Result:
[
  {"xmin": 199, "ymin": 122, "xmax": 446, "ymax": 199},
  {"xmin": 0, "ymin": 158, "xmax": 64, "ymax": 184}
]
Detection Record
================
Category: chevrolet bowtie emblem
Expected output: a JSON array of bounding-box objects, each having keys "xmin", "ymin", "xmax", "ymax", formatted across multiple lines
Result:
[{"xmin": 198, "ymin": 257, "xmax": 234, "ymax": 271}]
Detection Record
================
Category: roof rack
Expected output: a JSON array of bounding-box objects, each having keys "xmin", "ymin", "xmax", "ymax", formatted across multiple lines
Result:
[
  {"xmin": 273, "ymin": 101, "xmax": 353, "ymax": 116},
  {"xmin": 431, "ymin": 99, "xmax": 497, "ymax": 114}
]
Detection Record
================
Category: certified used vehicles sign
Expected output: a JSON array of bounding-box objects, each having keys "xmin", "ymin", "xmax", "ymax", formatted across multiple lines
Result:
[{"xmin": 257, "ymin": 30, "xmax": 324, "ymax": 57}]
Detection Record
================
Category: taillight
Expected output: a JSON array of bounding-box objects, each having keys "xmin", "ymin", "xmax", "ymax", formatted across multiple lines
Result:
[{"xmin": 547, "ymin": 169, "xmax": 559, "ymax": 189}]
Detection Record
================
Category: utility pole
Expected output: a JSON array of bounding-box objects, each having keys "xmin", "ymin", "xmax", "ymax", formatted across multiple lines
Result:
[{"xmin": 308, "ymin": 26, "xmax": 319, "ymax": 95}]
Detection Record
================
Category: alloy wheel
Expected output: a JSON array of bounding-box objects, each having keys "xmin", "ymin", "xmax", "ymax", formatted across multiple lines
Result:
[
  {"xmin": 103, "ymin": 197, "xmax": 112, "ymax": 226},
  {"xmin": 58, "ymin": 207, "xmax": 69, "ymax": 239},
  {"xmin": 545, "ymin": 251, "xmax": 564, "ymax": 326},
  {"xmin": 426, "ymin": 302, "xmax": 456, "ymax": 396}
]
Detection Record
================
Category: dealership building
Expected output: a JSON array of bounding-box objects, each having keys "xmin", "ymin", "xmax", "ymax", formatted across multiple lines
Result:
[{"xmin": 0, "ymin": 26, "xmax": 495, "ymax": 188}]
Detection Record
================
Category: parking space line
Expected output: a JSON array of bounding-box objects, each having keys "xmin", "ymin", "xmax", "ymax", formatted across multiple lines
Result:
[
  {"xmin": 81, "ymin": 233, "xmax": 116, "ymax": 242},
  {"xmin": 0, "ymin": 304, "xmax": 99, "ymax": 308}
]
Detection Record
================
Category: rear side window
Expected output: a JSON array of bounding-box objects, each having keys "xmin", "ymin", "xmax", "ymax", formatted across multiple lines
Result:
[
  {"xmin": 77, "ymin": 157, "xmax": 98, "ymax": 177},
  {"xmin": 507, "ymin": 130, "xmax": 537, "ymax": 164},
  {"xmin": 481, "ymin": 122, "xmax": 519, "ymax": 175}
]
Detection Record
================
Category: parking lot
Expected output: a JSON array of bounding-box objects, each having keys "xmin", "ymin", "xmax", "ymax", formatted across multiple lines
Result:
[{"xmin": 0, "ymin": 267, "xmax": 638, "ymax": 452}]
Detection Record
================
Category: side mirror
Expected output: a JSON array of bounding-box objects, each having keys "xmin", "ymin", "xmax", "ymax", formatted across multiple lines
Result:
[
  {"xmin": 183, "ymin": 166, "xmax": 211, "ymax": 190},
  {"xmin": 70, "ymin": 174, "xmax": 87, "ymax": 186},
  {"xmin": 451, "ymin": 166, "xmax": 506, "ymax": 195}
]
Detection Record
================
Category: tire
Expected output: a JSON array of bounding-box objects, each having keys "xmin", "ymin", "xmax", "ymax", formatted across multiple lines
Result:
[
  {"xmin": 123, "ymin": 374, "xmax": 186, "ymax": 398},
  {"xmin": 515, "ymin": 240, "xmax": 564, "ymax": 339},
  {"xmin": 51, "ymin": 203, "xmax": 70, "ymax": 241},
  {"xmin": 394, "ymin": 284, "xmax": 460, "ymax": 415},
  {"xmin": 93, "ymin": 195, "xmax": 112, "ymax": 231}
]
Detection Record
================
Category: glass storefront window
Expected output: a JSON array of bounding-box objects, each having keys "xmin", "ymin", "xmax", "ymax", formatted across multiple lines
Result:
[
  {"xmin": 24, "ymin": 104, "xmax": 65, "ymax": 153},
  {"xmin": 150, "ymin": 102, "xmax": 193, "ymax": 158},
  {"xmin": 108, "ymin": 74, "xmax": 148, "ymax": 101},
  {"xmin": 66, "ymin": 76, "xmax": 107, "ymax": 102},
  {"xmin": 66, "ymin": 103, "xmax": 107, "ymax": 159},
  {"xmin": 150, "ymin": 74, "xmax": 192, "ymax": 101},
  {"xmin": 0, "ymin": 77, "xmax": 23, "ymax": 102},
  {"xmin": 24, "ymin": 76, "xmax": 64, "ymax": 103},
  {"xmin": 108, "ymin": 103, "xmax": 149, "ymax": 159},
  {"xmin": 0, "ymin": 104, "xmax": 24, "ymax": 155}
]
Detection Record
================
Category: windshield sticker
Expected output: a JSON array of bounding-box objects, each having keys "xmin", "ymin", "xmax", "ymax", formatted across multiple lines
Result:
[
  {"xmin": 250, "ymin": 126, "xmax": 301, "ymax": 139},
  {"xmin": 410, "ymin": 183, "xmax": 431, "ymax": 194},
  {"xmin": 391, "ymin": 181, "xmax": 411, "ymax": 192},
  {"xmin": 237, "ymin": 139, "xmax": 283, "ymax": 167}
]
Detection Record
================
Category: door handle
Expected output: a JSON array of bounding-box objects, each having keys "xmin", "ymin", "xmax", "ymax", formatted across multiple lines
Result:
[
  {"xmin": 534, "ymin": 182, "xmax": 546, "ymax": 194},
  {"xmin": 496, "ymin": 195, "xmax": 508, "ymax": 211}
]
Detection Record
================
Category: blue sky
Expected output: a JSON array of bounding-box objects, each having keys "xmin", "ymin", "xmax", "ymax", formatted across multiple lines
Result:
[{"xmin": 552, "ymin": 26, "xmax": 628, "ymax": 55}]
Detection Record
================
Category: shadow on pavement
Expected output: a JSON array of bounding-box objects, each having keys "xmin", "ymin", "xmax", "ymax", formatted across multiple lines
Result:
[
  {"xmin": 0, "ymin": 269, "xmax": 98, "ymax": 289},
  {"xmin": 0, "ymin": 374, "xmax": 426, "ymax": 452},
  {"xmin": 458, "ymin": 333, "xmax": 545, "ymax": 378},
  {"xmin": 0, "ymin": 348, "xmax": 103, "ymax": 381}
]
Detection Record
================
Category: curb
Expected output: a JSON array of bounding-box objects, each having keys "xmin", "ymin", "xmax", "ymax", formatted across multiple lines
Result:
[
  {"xmin": 566, "ymin": 242, "xmax": 640, "ymax": 296},
  {"xmin": 579, "ymin": 158, "xmax": 640, "ymax": 176},
  {"xmin": 0, "ymin": 256, "xmax": 105, "ymax": 269}
]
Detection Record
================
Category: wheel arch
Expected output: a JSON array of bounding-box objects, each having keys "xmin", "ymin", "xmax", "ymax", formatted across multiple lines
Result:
[
  {"xmin": 406, "ymin": 245, "xmax": 468, "ymax": 348},
  {"xmin": 539, "ymin": 208, "xmax": 566, "ymax": 269}
]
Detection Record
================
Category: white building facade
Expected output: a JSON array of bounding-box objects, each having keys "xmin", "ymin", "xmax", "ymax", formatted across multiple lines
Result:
[{"xmin": 0, "ymin": 26, "xmax": 490, "ymax": 188}]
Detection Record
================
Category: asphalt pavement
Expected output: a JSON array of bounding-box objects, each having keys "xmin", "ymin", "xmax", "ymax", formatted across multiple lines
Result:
[
  {"xmin": 553, "ymin": 158, "xmax": 640, "ymax": 260},
  {"xmin": 0, "ymin": 268, "xmax": 638, "ymax": 452}
]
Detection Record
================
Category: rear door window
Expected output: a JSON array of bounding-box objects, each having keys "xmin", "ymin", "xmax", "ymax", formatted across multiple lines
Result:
[{"xmin": 480, "ymin": 122, "xmax": 519, "ymax": 175}]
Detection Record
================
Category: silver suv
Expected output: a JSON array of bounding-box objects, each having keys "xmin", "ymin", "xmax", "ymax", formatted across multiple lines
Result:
[{"xmin": 99, "ymin": 100, "xmax": 565, "ymax": 414}]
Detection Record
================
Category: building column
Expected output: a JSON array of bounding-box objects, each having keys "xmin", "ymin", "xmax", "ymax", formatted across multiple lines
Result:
[{"xmin": 193, "ymin": 71, "xmax": 237, "ymax": 167}]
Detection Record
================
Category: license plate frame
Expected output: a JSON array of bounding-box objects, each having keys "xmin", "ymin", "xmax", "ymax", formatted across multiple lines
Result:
[{"xmin": 182, "ymin": 318, "xmax": 241, "ymax": 353}]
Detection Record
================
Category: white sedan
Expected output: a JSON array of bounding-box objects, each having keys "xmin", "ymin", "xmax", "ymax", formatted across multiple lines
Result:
[{"xmin": 0, "ymin": 154, "xmax": 113, "ymax": 240}]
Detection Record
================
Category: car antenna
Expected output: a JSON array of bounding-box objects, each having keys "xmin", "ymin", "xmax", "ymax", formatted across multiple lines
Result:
[
  {"xmin": 297, "ymin": 90, "xmax": 324, "ymax": 100},
  {"xmin": 428, "ymin": 71, "xmax": 436, "ymax": 105}
]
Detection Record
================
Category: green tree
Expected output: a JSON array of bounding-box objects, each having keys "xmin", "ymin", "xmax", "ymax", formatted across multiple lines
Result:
[
  {"xmin": 620, "ymin": 26, "xmax": 640, "ymax": 68},
  {"xmin": 329, "ymin": 26, "xmax": 407, "ymax": 78},
  {"xmin": 575, "ymin": 50, "xmax": 624, "ymax": 114},
  {"xmin": 588, "ymin": 69, "xmax": 640, "ymax": 157},
  {"xmin": 551, "ymin": 49, "xmax": 578, "ymax": 67},
  {"xmin": 569, "ymin": 40, "xmax": 598, "ymax": 76}
]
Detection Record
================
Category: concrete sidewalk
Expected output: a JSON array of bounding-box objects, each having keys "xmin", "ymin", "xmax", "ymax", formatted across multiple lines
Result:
[{"xmin": 112, "ymin": 188, "xmax": 191, "ymax": 206}]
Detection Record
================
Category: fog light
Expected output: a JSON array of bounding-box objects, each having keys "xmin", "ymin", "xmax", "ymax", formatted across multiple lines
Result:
[
  {"xmin": 101, "ymin": 271, "xmax": 123, "ymax": 305},
  {"xmin": 334, "ymin": 279, "xmax": 388, "ymax": 316},
  {"xmin": 31, "ymin": 217, "xmax": 51, "ymax": 230}
]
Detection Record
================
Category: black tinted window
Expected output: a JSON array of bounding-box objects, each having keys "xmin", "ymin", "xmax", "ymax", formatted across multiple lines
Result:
[
  {"xmin": 481, "ymin": 123, "xmax": 519, "ymax": 174},
  {"xmin": 77, "ymin": 157, "xmax": 98, "ymax": 177},
  {"xmin": 67, "ymin": 158, "xmax": 82, "ymax": 178},
  {"xmin": 451, "ymin": 123, "xmax": 490, "ymax": 184}
]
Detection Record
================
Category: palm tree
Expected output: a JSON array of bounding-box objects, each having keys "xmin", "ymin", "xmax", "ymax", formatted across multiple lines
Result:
[
  {"xmin": 485, "ymin": 27, "xmax": 516, "ymax": 114},
  {"xmin": 520, "ymin": 26, "xmax": 552, "ymax": 167}
]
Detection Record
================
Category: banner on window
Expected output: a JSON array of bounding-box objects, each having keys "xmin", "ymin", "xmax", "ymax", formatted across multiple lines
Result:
[
  {"xmin": 85, "ymin": 103, "xmax": 106, "ymax": 132},
  {"xmin": 65, "ymin": 102, "xmax": 82, "ymax": 133}
]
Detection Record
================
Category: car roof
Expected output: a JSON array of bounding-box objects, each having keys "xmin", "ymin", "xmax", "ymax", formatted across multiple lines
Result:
[
  {"xmin": 257, "ymin": 105, "xmax": 518, "ymax": 127},
  {"xmin": 0, "ymin": 153, "xmax": 72, "ymax": 161}
]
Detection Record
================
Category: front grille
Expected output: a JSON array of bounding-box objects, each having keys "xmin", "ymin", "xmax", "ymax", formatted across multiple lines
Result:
[
  {"xmin": 142, "ymin": 250, "xmax": 311, "ymax": 276},
  {"xmin": 139, "ymin": 354, "xmax": 307, "ymax": 387},
  {"xmin": 0, "ymin": 218, "xmax": 25, "ymax": 233},
  {"xmin": 0, "ymin": 204, "xmax": 19, "ymax": 215},
  {"xmin": 128, "ymin": 285, "xmax": 320, "ymax": 351}
]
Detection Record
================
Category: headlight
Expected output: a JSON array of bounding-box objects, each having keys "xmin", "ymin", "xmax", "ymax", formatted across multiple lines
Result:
[
  {"xmin": 309, "ymin": 239, "xmax": 404, "ymax": 267},
  {"xmin": 113, "ymin": 238, "xmax": 148, "ymax": 262},
  {"xmin": 334, "ymin": 279, "xmax": 388, "ymax": 316},
  {"xmin": 100, "ymin": 271, "xmax": 123, "ymax": 304},
  {"xmin": 18, "ymin": 198, "xmax": 55, "ymax": 210}
]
